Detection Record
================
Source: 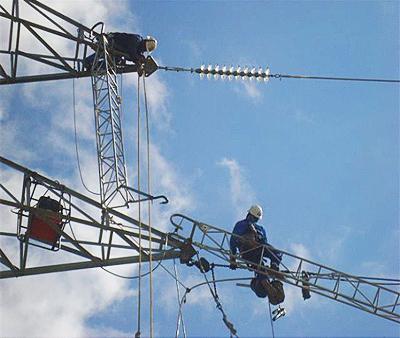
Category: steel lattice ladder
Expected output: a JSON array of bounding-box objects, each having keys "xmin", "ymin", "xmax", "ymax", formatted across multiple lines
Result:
[
  {"xmin": 170, "ymin": 213, "xmax": 400, "ymax": 324},
  {"xmin": 90, "ymin": 34, "xmax": 129, "ymax": 208}
]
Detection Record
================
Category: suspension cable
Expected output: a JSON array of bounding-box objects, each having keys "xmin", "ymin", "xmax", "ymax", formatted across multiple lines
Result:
[
  {"xmin": 158, "ymin": 65, "xmax": 400, "ymax": 83},
  {"xmin": 175, "ymin": 277, "xmax": 252, "ymax": 338},
  {"xmin": 195, "ymin": 254, "xmax": 239, "ymax": 338},
  {"xmin": 135, "ymin": 73, "xmax": 142, "ymax": 338},
  {"xmin": 160, "ymin": 261, "xmax": 188, "ymax": 290},
  {"xmin": 66, "ymin": 214, "xmax": 168, "ymax": 280},
  {"xmin": 72, "ymin": 77, "xmax": 100, "ymax": 195},
  {"xmin": 99, "ymin": 231, "xmax": 170, "ymax": 280},
  {"xmin": 143, "ymin": 73, "xmax": 154, "ymax": 338},
  {"xmin": 273, "ymin": 73, "xmax": 400, "ymax": 83}
]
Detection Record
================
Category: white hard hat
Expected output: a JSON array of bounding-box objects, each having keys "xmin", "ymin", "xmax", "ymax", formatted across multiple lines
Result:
[
  {"xmin": 248, "ymin": 204, "xmax": 263, "ymax": 219},
  {"xmin": 144, "ymin": 36, "xmax": 157, "ymax": 53}
]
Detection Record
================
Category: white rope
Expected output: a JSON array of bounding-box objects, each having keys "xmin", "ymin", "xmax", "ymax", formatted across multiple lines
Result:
[
  {"xmin": 142, "ymin": 74, "xmax": 154, "ymax": 338},
  {"xmin": 173, "ymin": 258, "xmax": 187, "ymax": 338},
  {"xmin": 267, "ymin": 301, "xmax": 275, "ymax": 338},
  {"xmin": 135, "ymin": 73, "xmax": 142, "ymax": 338}
]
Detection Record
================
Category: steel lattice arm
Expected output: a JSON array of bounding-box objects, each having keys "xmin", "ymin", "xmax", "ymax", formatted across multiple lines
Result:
[
  {"xmin": 0, "ymin": 0, "xmax": 155, "ymax": 85},
  {"xmin": 0, "ymin": 156, "xmax": 185, "ymax": 279},
  {"xmin": 170, "ymin": 214, "xmax": 400, "ymax": 324}
]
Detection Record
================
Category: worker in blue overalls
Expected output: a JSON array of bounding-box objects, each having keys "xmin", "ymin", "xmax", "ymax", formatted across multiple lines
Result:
[
  {"xmin": 229, "ymin": 205, "xmax": 285, "ymax": 303},
  {"xmin": 84, "ymin": 33, "xmax": 157, "ymax": 70},
  {"xmin": 106, "ymin": 33, "xmax": 157, "ymax": 65},
  {"xmin": 229, "ymin": 204, "xmax": 282, "ymax": 272}
]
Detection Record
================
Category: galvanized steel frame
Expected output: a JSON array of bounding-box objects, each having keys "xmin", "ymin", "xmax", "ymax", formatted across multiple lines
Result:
[
  {"xmin": 0, "ymin": 0, "xmax": 139, "ymax": 85},
  {"xmin": 90, "ymin": 35, "xmax": 130, "ymax": 208},
  {"xmin": 0, "ymin": 156, "xmax": 183, "ymax": 279},
  {"xmin": 170, "ymin": 213, "xmax": 400, "ymax": 324}
]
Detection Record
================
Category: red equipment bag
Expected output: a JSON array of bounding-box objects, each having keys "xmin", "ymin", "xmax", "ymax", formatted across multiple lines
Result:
[{"xmin": 28, "ymin": 196, "xmax": 63, "ymax": 245}]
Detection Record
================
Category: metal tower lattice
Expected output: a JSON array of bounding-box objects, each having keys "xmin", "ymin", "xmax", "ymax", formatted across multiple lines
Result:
[
  {"xmin": 90, "ymin": 34, "xmax": 129, "ymax": 208},
  {"xmin": 0, "ymin": 156, "xmax": 183, "ymax": 279},
  {"xmin": 170, "ymin": 214, "xmax": 400, "ymax": 324}
]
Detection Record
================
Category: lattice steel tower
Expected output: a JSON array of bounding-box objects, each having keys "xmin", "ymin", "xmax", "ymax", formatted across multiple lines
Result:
[{"xmin": 90, "ymin": 33, "xmax": 129, "ymax": 208}]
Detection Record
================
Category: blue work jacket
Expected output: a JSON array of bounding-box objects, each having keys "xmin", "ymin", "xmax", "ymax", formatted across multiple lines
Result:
[
  {"xmin": 230, "ymin": 218, "xmax": 267, "ymax": 255},
  {"xmin": 108, "ymin": 32, "xmax": 145, "ymax": 62}
]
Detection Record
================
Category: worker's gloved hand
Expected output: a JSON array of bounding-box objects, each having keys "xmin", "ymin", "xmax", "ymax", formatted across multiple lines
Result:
[
  {"xmin": 229, "ymin": 256, "xmax": 237, "ymax": 270},
  {"xmin": 270, "ymin": 263, "xmax": 279, "ymax": 271},
  {"xmin": 137, "ymin": 64, "xmax": 144, "ymax": 77}
]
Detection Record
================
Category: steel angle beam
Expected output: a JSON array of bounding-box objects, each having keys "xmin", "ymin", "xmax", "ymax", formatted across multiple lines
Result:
[
  {"xmin": 170, "ymin": 213, "xmax": 400, "ymax": 324},
  {"xmin": 0, "ymin": 156, "xmax": 185, "ymax": 279}
]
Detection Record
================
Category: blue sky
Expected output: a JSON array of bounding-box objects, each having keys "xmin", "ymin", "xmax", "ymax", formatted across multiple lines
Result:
[{"xmin": 0, "ymin": 1, "xmax": 399, "ymax": 337}]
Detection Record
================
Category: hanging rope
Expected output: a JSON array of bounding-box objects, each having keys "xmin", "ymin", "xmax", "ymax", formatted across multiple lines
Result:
[
  {"xmin": 119, "ymin": 73, "xmax": 124, "ymax": 120},
  {"xmin": 175, "ymin": 276, "xmax": 251, "ymax": 338},
  {"xmin": 72, "ymin": 77, "xmax": 100, "ymax": 196},
  {"xmin": 195, "ymin": 255, "xmax": 239, "ymax": 338},
  {"xmin": 267, "ymin": 301, "xmax": 275, "ymax": 338},
  {"xmin": 135, "ymin": 73, "xmax": 142, "ymax": 338},
  {"xmin": 173, "ymin": 258, "xmax": 187, "ymax": 338},
  {"xmin": 142, "ymin": 72, "xmax": 154, "ymax": 338}
]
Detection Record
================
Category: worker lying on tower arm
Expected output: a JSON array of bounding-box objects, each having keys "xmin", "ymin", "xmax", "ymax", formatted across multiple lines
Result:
[
  {"xmin": 84, "ymin": 33, "xmax": 157, "ymax": 70},
  {"xmin": 229, "ymin": 204, "xmax": 285, "ymax": 305}
]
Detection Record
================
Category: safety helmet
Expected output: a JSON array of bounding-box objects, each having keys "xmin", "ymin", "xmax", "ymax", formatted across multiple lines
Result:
[
  {"xmin": 248, "ymin": 204, "xmax": 263, "ymax": 219},
  {"xmin": 144, "ymin": 36, "xmax": 157, "ymax": 53}
]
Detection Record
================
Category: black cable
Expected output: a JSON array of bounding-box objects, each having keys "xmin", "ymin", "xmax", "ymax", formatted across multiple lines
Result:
[
  {"xmin": 273, "ymin": 73, "xmax": 400, "ymax": 83},
  {"xmin": 175, "ymin": 277, "xmax": 252, "ymax": 338},
  {"xmin": 195, "ymin": 254, "xmax": 239, "ymax": 337},
  {"xmin": 66, "ymin": 211, "xmax": 169, "ymax": 280},
  {"xmin": 99, "ymin": 232, "xmax": 171, "ymax": 280},
  {"xmin": 100, "ymin": 260, "xmax": 163, "ymax": 280},
  {"xmin": 158, "ymin": 64, "xmax": 400, "ymax": 83}
]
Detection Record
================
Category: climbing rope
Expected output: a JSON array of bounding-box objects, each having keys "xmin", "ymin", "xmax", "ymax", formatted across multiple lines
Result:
[
  {"xmin": 173, "ymin": 258, "xmax": 187, "ymax": 338},
  {"xmin": 72, "ymin": 76, "xmax": 100, "ymax": 196},
  {"xmin": 267, "ymin": 301, "xmax": 275, "ymax": 338},
  {"xmin": 142, "ymin": 72, "xmax": 154, "ymax": 338},
  {"xmin": 135, "ymin": 73, "xmax": 142, "ymax": 338}
]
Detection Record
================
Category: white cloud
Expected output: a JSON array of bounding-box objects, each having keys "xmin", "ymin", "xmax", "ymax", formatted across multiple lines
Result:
[
  {"xmin": 0, "ymin": 269, "xmax": 135, "ymax": 337},
  {"xmin": 0, "ymin": 106, "xmax": 7, "ymax": 121},
  {"xmin": 295, "ymin": 109, "xmax": 315, "ymax": 124},
  {"xmin": 143, "ymin": 73, "xmax": 171, "ymax": 131},
  {"xmin": 218, "ymin": 157, "xmax": 257, "ymax": 219},
  {"xmin": 0, "ymin": 119, "xmax": 36, "ymax": 163},
  {"xmin": 316, "ymin": 225, "xmax": 352, "ymax": 264},
  {"xmin": 185, "ymin": 40, "xmax": 203, "ymax": 60},
  {"xmin": 242, "ymin": 81, "xmax": 262, "ymax": 100},
  {"xmin": 289, "ymin": 242, "xmax": 312, "ymax": 261},
  {"xmin": 0, "ymin": 167, "xmax": 137, "ymax": 336}
]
